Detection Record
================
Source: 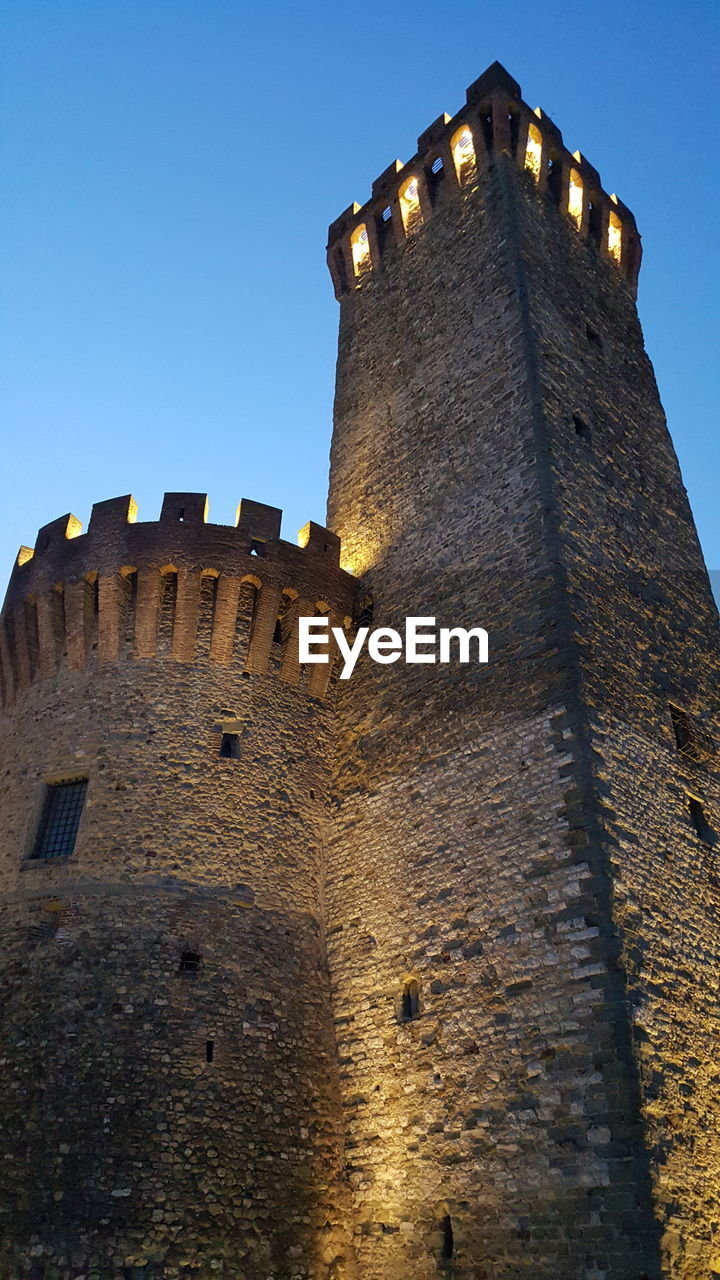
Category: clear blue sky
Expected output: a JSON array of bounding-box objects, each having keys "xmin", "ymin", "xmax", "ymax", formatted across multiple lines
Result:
[{"xmin": 2, "ymin": 0, "xmax": 718, "ymax": 577}]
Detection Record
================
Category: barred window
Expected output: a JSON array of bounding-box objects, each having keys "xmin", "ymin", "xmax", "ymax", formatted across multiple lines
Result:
[
  {"xmin": 668, "ymin": 703, "xmax": 714, "ymax": 766},
  {"xmin": 33, "ymin": 779, "xmax": 88, "ymax": 860},
  {"xmin": 669, "ymin": 703, "xmax": 692, "ymax": 752}
]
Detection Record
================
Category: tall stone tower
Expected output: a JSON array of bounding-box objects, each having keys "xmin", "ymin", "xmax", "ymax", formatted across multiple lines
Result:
[
  {"xmin": 1, "ymin": 58, "xmax": 718, "ymax": 1280},
  {"xmin": 325, "ymin": 62, "xmax": 720, "ymax": 1280},
  {"xmin": 0, "ymin": 496, "xmax": 357, "ymax": 1278}
]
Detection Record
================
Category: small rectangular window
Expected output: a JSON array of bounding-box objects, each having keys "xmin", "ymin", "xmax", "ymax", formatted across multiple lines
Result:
[
  {"xmin": 32, "ymin": 779, "xmax": 88, "ymax": 860},
  {"xmin": 669, "ymin": 703, "xmax": 698, "ymax": 759},
  {"xmin": 400, "ymin": 979, "xmax": 420, "ymax": 1021},
  {"xmin": 219, "ymin": 732, "xmax": 240, "ymax": 760},
  {"xmin": 669, "ymin": 703, "xmax": 691, "ymax": 750},
  {"xmin": 687, "ymin": 796, "xmax": 716, "ymax": 846},
  {"xmin": 668, "ymin": 703, "xmax": 714, "ymax": 765}
]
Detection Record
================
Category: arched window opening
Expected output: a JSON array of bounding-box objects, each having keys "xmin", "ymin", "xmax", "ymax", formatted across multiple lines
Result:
[
  {"xmin": 119, "ymin": 569, "xmax": 138, "ymax": 650},
  {"xmin": 608, "ymin": 209, "xmax": 623, "ymax": 265},
  {"xmin": 273, "ymin": 592, "xmax": 295, "ymax": 649},
  {"xmin": 508, "ymin": 111, "xmax": 520, "ymax": 157},
  {"xmin": 196, "ymin": 571, "xmax": 219, "ymax": 660},
  {"xmin": 546, "ymin": 156, "xmax": 562, "ymax": 206},
  {"xmin": 399, "ymin": 176, "xmax": 423, "ymax": 236},
  {"xmin": 178, "ymin": 949, "xmax": 201, "ymax": 974},
  {"xmin": 400, "ymin": 979, "xmax": 420, "ymax": 1021},
  {"xmin": 219, "ymin": 732, "xmax": 240, "ymax": 760},
  {"xmin": 157, "ymin": 569, "xmax": 177, "ymax": 654},
  {"xmin": 350, "ymin": 223, "xmax": 372, "ymax": 279},
  {"xmin": 524, "ymin": 122, "xmax": 542, "ymax": 181},
  {"xmin": 376, "ymin": 206, "xmax": 394, "ymax": 252},
  {"xmin": 568, "ymin": 168, "xmax": 583, "ymax": 229},
  {"xmin": 440, "ymin": 1214, "xmax": 454, "ymax": 1261},
  {"xmin": 479, "ymin": 106, "xmax": 493, "ymax": 151},
  {"xmin": 451, "ymin": 126, "xmax": 476, "ymax": 185},
  {"xmin": 588, "ymin": 200, "xmax": 602, "ymax": 246},
  {"xmin": 234, "ymin": 578, "xmax": 259, "ymax": 664},
  {"xmin": 427, "ymin": 154, "xmax": 445, "ymax": 202}
]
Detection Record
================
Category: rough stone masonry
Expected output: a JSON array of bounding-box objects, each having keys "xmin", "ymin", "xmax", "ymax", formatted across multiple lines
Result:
[{"xmin": 0, "ymin": 60, "xmax": 718, "ymax": 1280}]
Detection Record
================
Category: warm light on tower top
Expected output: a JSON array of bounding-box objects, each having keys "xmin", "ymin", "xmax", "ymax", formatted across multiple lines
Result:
[{"xmin": 326, "ymin": 60, "xmax": 641, "ymax": 299}]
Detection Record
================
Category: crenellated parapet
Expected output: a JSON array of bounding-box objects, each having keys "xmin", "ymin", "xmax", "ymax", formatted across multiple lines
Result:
[
  {"xmin": 327, "ymin": 59, "xmax": 641, "ymax": 298},
  {"xmin": 0, "ymin": 492, "xmax": 356, "ymax": 707}
]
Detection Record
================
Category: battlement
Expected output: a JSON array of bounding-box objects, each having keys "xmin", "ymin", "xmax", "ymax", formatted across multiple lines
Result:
[
  {"xmin": 327, "ymin": 60, "xmax": 641, "ymax": 297},
  {"xmin": 1, "ymin": 492, "xmax": 355, "ymax": 707}
]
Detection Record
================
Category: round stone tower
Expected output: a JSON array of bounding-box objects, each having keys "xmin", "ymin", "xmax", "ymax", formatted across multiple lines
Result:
[{"xmin": 0, "ymin": 490, "xmax": 356, "ymax": 1280}]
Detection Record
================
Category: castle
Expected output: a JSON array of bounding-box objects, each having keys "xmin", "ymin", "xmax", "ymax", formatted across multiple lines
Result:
[{"xmin": 0, "ymin": 60, "xmax": 718, "ymax": 1280}]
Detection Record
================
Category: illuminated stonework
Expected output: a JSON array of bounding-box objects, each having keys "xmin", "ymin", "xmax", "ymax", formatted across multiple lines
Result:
[
  {"xmin": 350, "ymin": 223, "xmax": 372, "ymax": 278},
  {"xmin": 326, "ymin": 59, "xmax": 717, "ymax": 1280},
  {"xmin": 568, "ymin": 166, "xmax": 583, "ymax": 228},
  {"xmin": 398, "ymin": 175, "xmax": 423, "ymax": 235},
  {"xmin": 608, "ymin": 208, "xmax": 623, "ymax": 264},
  {"xmin": 3, "ymin": 58, "xmax": 713, "ymax": 1280},
  {"xmin": 524, "ymin": 121, "xmax": 543, "ymax": 180},
  {"xmin": 451, "ymin": 125, "xmax": 476, "ymax": 185}
]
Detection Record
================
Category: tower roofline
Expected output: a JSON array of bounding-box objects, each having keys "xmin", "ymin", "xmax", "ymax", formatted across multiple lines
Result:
[
  {"xmin": 1, "ymin": 491, "xmax": 354, "ymax": 707},
  {"xmin": 327, "ymin": 61, "xmax": 641, "ymax": 298},
  {"xmin": 465, "ymin": 59, "xmax": 521, "ymax": 102}
]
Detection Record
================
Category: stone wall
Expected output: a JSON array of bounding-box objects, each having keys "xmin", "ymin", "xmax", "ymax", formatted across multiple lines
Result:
[
  {"xmin": 0, "ymin": 497, "xmax": 357, "ymax": 1279},
  {"xmin": 514, "ymin": 159, "xmax": 720, "ymax": 1277},
  {"xmin": 1, "ymin": 58, "xmax": 717, "ymax": 1280},
  {"xmin": 324, "ymin": 68, "xmax": 717, "ymax": 1278}
]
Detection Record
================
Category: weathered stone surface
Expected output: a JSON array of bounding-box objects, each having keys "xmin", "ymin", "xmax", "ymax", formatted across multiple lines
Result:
[
  {"xmin": 325, "ymin": 73, "xmax": 719, "ymax": 1280},
  {"xmin": 0, "ymin": 505, "xmax": 356, "ymax": 1279},
  {"xmin": 0, "ymin": 60, "xmax": 717, "ymax": 1280}
]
